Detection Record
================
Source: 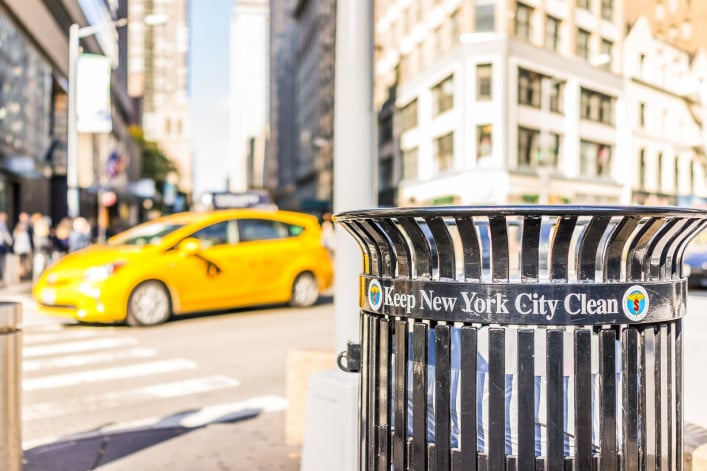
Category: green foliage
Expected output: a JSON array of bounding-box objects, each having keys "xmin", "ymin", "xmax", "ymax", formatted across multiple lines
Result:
[{"xmin": 130, "ymin": 125, "xmax": 178, "ymax": 199}]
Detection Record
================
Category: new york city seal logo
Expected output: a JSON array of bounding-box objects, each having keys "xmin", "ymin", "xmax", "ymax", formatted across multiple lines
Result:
[
  {"xmin": 368, "ymin": 279, "xmax": 383, "ymax": 311},
  {"xmin": 622, "ymin": 285, "xmax": 649, "ymax": 321}
]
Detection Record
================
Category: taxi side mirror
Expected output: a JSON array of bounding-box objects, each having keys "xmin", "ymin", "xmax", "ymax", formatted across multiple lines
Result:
[{"xmin": 178, "ymin": 238, "xmax": 202, "ymax": 256}]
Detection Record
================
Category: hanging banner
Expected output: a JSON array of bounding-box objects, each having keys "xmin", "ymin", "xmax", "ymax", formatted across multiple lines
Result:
[{"xmin": 76, "ymin": 54, "xmax": 112, "ymax": 133}]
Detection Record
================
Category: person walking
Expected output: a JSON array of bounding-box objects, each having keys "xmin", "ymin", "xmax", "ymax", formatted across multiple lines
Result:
[
  {"xmin": 12, "ymin": 212, "xmax": 33, "ymax": 280},
  {"xmin": 0, "ymin": 212, "xmax": 12, "ymax": 283}
]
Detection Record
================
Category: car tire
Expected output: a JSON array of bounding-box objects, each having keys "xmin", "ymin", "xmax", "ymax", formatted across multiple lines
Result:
[
  {"xmin": 290, "ymin": 272, "xmax": 319, "ymax": 307},
  {"xmin": 126, "ymin": 280, "xmax": 172, "ymax": 326}
]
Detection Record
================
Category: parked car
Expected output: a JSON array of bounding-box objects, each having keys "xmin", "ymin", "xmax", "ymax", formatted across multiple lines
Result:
[
  {"xmin": 33, "ymin": 208, "xmax": 334, "ymax": 326},
  {"xmin": 685, "ymin": 242, "xmax": 707, "ymax": 289}
]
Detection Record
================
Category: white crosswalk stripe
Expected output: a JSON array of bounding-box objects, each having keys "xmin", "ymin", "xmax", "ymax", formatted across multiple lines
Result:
[{"xmin": 21, "ymin": 326, "xmax": 242, "ymax": 425}]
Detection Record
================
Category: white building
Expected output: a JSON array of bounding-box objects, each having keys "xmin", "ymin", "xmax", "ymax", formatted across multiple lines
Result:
[
  {"xmin": 229, "ymin": 0, "xmax": 269, "ymax": 192},
  {"xmin": 376, "ymin": 0, "xmax": 628, "ymax": 206},
  {"xmin": 623, "ymin": 17, "xmax": 707, "ymax": 206}
]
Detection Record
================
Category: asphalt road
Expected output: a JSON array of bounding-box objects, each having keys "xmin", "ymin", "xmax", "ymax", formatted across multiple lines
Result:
[{"xmin": 17, "ymin": 293, "xmax": 337, "ymax": 470}]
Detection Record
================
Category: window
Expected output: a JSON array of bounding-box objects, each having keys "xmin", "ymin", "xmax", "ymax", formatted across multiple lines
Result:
[
  {"xmin": 450, "ymin": 9, "xmax": 460, "ymax": 43},
  {"xmin": 434, "ymin": 132, "xmax": 454, "ymax": 173},
  {"xmin": 379, "ymin": 115, "xmax": 393, "ymax": 145},
  {"xmin": 191, "ymin": 221, "xmax": 233, "ymax": 248},
  {"xmin": 402, "ymin": 147, "xmax": 418, "ymax": 179},
  {"xmin": 639, "ymin": 149, "xmax": 646, "ymax": 189},
  {"xmin": 549, "ymin": 81, "xmax": 564, "ymax": 113},
  {"xmin": 518, "ymin": 127, "xmax": 540, "ymax": 167},
  {"xmin": 477, "ymin": 124, "xmax": 493, "ymax": 160},
  {"xmin": 639, "ymin": 53, "xmax": 646, "ymax": 78},
  {"xmin": 580, "ymin": 141, "xmax": 613, "ymax": 178},
  {"xmin": 577, "ymin": 0, "xmax": 590, "ymax": 9},
  {"xmin": 657, "ymin": 153, "xmax": 663, "ymax": 191},
  {"xmin": 580, "ymin": 88, "xmax": 615, "ymax": 124},
  {"xmin": 476, "ymin": 1, "xmax": 495, "ymax": 32},
  {"xmin": 238, "ymin": 219, "xmax": 301, "ymax": 242},
  {"xmin": 518, "ymin": 68, "xmax": 542, "ymax": 107},
  {"xmin": 477, "ymin": 64, "xmax": 493, "ymax": 100},
  {"xmin": 601, "ymin": 0, "xmax": 613, "ymax": 20},
  {"xmin": 379, "ymin": 158, "xmax": 394, "ymax": 190},
  {"xmin": 515, "ymin": 3, "xmax": 532, "ymax": 41},
  {"xmin": 400, "ymin": 99, "xmax": 418, "ymax": 131},
  {"xmin": 691, "ymin": 161, "xmax": 696, "ymax": 194},
  {"xmin": 674, "ymin": 156, "xmax": 680, "ymax": 192},
  {"xmin": 431, "ymin": 75, "xmax": 454, "ymax": 116},
  {"xmin": 545, "ymin": 16, "xmax": 560, "ymax": 51},
  {"xmin": 600, "ymin": 39, "xmax": 613, "ymax": 68},
  {"xmin": 639, "ymin": 102, "xmax": 646, "ymax": 127},
  {"xmin": 576, "ymin": 29, "xmax": 590, "ymax": 60}
]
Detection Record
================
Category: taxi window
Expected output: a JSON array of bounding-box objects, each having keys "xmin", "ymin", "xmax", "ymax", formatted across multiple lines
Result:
[
  {"xmin": 190, "ymin": 221, "xmax": 235, "ymax": 248},
  {"xmin": 238, "ymin": 219, "xmax": 302, "ymax": 242}
]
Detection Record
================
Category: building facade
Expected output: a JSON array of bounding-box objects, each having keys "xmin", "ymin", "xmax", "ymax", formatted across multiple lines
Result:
[
  {"xmin": 375, "ymin": 0, "xmax": 628, "ymax": 206},
  {"xmin": 128, "ymin": 0, "xmax": 191, "ymax": 198},
  {"xmin": 625, "ymin": 0, "xmax": 707, "ymax": 54}
]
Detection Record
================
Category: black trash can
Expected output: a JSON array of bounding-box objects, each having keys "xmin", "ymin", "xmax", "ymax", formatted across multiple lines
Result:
[{"xmin": 334, "ymin": 206, "xmax": 707, "ymax": 471}]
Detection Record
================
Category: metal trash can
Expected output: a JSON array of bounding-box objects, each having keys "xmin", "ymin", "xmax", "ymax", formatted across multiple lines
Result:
[{"xmin": 334, "ymin": 206, "xmax": 707, "ymax": 470}]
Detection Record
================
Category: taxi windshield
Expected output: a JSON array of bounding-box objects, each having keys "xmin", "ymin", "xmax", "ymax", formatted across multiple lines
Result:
[{"xmin": 108, "ymin": 222, "xmax": 186, "ymax": 246}]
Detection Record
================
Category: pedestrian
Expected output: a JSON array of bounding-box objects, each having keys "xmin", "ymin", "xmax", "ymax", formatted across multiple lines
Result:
[
  {"xmin": 0, "ymin": 212, "xmax": 12, "ymax": 282},
  {"xmin": 321, "ymin": 212, "xmax": 336, "ymax": 258},
  {"xmin": 31, "ymin": 212, "xmax": 52, "ymax": 279},
  {"xmin": 68, "ymin": 217, "xmax": 92, "ymax": 252},
  {"xmin": 12, "ymin": 212, "xmax": 33, "ymax": 280}
]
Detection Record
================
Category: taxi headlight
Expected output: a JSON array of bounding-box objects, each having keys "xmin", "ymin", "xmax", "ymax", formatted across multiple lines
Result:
[{"xmin": 83, "ymin": 262, "xmax": 126, "ymax": 281}]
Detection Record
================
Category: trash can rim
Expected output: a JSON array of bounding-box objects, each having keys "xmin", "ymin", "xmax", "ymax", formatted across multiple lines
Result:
[
  {"xmin": 333, "ymin": 204, "xmax": 707, "ymax": 222},
  {"xmin": 0, "ymin": 302, "xmax": 21, "ymax": 330}
]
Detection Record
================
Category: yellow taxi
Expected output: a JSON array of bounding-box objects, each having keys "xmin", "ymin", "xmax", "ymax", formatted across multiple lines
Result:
[{"xmin": 33, "ymin": 208, "xmax": 334, "ymax": 326}]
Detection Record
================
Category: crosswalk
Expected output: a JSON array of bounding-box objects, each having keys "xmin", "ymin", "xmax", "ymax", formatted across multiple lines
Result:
[{"xmin": 20, "ymin": 322, "xmax": 274, "ymax": 447}]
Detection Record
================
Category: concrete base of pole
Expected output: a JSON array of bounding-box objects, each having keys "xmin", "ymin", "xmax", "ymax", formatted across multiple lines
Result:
[{"xmin": 300, "ymin": 369, "xmax": 359, "ymax": 471}]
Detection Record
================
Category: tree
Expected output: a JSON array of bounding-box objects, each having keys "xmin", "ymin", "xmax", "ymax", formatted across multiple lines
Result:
[{"xmin": 129, "ymin": 125, "xmax": 178, "ymax": 209}]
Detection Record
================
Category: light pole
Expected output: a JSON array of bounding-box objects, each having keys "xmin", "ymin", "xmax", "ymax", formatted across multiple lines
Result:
[{"xmin": 66, "ymin": 14, "xmax": 167, "ymax": 219}]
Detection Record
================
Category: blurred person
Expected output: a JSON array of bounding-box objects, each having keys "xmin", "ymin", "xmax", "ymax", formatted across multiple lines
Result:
[
  {"xmin": 68, "ymin": 217, "xmax": 92, "ymax": 252},
  {"xmin": 0, "ymin": 212, "xmax": 12, "ymax": 282},
  {"xmin": 321, "ymin": 212, "xmax": 335, "ymax": 258},
  {"xmin": 52, "ymin": 218, "xmax": 72, "ymax": 259},
  {"xmin": 31, "ymin": 212, "xmax": 52, "ymax": 279},
  {"xmin": 12, "ymin": 212, "xmax": 33, "ymax": 280}
]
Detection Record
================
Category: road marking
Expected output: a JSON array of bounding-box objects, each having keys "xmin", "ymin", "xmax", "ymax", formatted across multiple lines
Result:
[
  {"xmin": 23, "ymin": 329, "xmax": 97, "ymax": 345},
  {"xmin": 23, "ymin": 347, "xmax": 157, "ymax": 372},
  {"xmin": 23, "ymin": 337, "xmax": 139, "ymax": 358},
  {"xmin": 23, "ymin": 375, "xmax": 241, "ymax": 421},
  {"xmin": 23, "ymin": 359, "xmax": 197, "ymax": 391}
]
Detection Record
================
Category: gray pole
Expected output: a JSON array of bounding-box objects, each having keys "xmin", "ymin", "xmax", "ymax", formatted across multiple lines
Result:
[
  {"xmin": 300, "ymin": 1, "xmax": 374, "ymax": 470},
  {"xmin": 67, "ymin": 24, "xmax": 80, "ymax": 219},
  {"xmin": 0, "ymin": 302, "xmax": 22, "ymax": 471}
]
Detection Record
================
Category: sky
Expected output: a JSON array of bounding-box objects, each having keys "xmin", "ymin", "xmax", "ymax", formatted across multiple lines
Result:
[{"xmin": 189, "ymin": 0, "xmax": 232, "ymax": 198}]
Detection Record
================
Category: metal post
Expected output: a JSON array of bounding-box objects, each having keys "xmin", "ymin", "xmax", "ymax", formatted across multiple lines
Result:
[
  {"xmin": 0, "ymin": 302, "xmax": 22, "ymax": 471},
  {"xmin": 67, "ymin": 24, "xmax": 80, "ymax": 219}
]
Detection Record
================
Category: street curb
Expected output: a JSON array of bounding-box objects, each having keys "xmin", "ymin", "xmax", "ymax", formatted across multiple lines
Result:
[{"xmin": 684, "ymin": 421, "xmax": 707, "ymax": 470}]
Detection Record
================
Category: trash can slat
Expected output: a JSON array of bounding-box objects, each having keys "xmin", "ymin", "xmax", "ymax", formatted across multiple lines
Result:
[
  {"xmin": 411, "ymin": 322, "xmax": 428, "ymax": 471},
  {"xmin": 576, "ymin": 216, "xmax": 611, "ymax": 282},
  {"xmin": 622, "ymin": 327, "xmax": 639, "ymax": 470},
  {"xmin": 460, "ymin": 327, "xmax": 478, "ymax": 471},
  {"xmin": 599, "ymin": 328, "xmax": 617, "ymax": 470},
  {"xmin": 604, "ymin": 216, "xmax": 641, "ymax": 282},
  {"xmin": 367, "ymin": 316, "xmax": 379, "ymax": 470},
  {"xmin": 546, "ymin": 329, "xmax": 564, "ymax": 470},
  {"xmin": 455, "ymin": 217, "xmax": 483, "ymax": 281},
  {"xmin": 517, "ymin": 329, "xmax": 535, "ymax": 471},
  {"xmin": 658, "ymin": 324, "xmax": 668, "ymax": 470},
  {"xmin": 380, "ymin": 220, "xmax": 413, "ymax": 279},
  {"xmin": 648, "ymin": 219, "xmax": 687, "ymax": 280},
  {"xmin": 360, "ymin": 313, "xmax": 370, "ymax": 469},
  {"xmin": 488, "ymin": 216, "xmax": 509, "ymax": 282},
  {"xmin": 426, "ymin": 217, "xmax": 456, "ymax": 280},
  {"xmin": 393, "ymin": 320, "xmax": 408, "ymax": 471},
  {"xmin": 550, "ymin": 216, "xmax": 578, "ymax": 281},
  {"xmin": 434, "ymin": 324, "xmax": 451, "ymax": 470},
  {"xmin": 353, "ymin": 220, "xmax": 384, "ymax": 278},
  {"xmin": 399, "ymin": 217, "xmax": 432, "ymax": 279},
  {"xmin": 574, "ymin": 329, "xmax": 592, "ymax": 470},
  {"xmin": 521, "ymin": 216, "xmax": 542, "ymax": 282},
  {"xmin": 643, "ymin": 326, "xmax": 657, "ymax": 469},
  {"xmin": 626, "ymin": 217, "xmax": 665, "ymax": 281},
  {"xmin": 358, "ymin": 220, "xmax": 395, "ymax": 278},
  {"xmin": 377, "ymin": 319, "xmax": 391, "ymax": 469},
  {"xmin": 676, "ymin": 319, "xmax": 684, "ymax": 471},
  {"xmin": 488, "ymin": 328, "xmax": 506, "ymax": 471},
  {"xmin": 669, "ymin": 219, "xmax": 706, "ymax": 278}
]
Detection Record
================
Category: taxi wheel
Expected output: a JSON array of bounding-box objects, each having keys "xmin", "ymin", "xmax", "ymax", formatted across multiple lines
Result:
[
  {"xmin": 126, "ymin": 281, "xmax": 172, "ymax": 326},
  {"xmin": 290, "ymin": 272, "xmax": 319, "ymax": 307}
]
